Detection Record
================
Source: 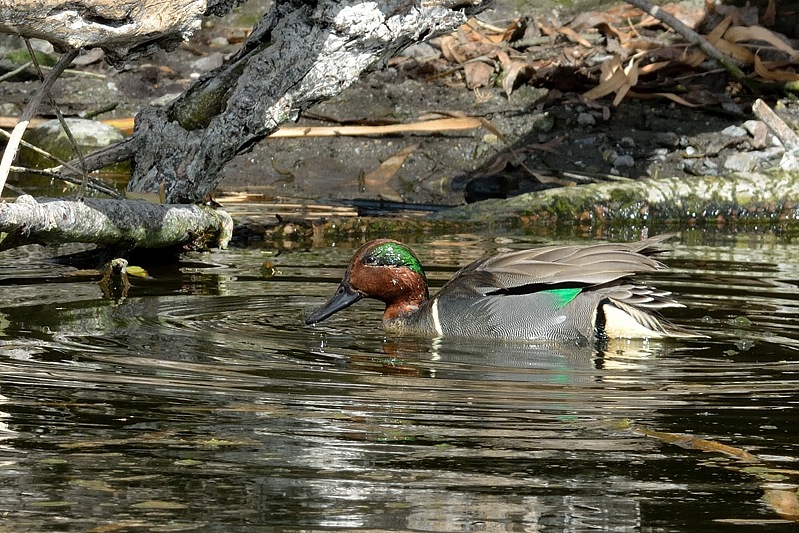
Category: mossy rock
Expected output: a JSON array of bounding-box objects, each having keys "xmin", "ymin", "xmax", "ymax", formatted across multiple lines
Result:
[
  {"xmin": 20, "ymin": 119, "xmax": 127, "ymax": 170},
  {"xmin": 16, "ymin": 119, "xmax": 130, "ymax": 195}
]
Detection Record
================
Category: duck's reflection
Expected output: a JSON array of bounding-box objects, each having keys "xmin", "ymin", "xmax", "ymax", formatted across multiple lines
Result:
[{"xmin": 340, "ymin": 334, "xmax": 676, "ymax": 385}]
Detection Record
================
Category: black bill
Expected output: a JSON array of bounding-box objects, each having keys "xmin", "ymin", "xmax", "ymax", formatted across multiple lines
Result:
[{"xmin": 306, "ymin": 282, "xmax": 363, "ymax": 324}]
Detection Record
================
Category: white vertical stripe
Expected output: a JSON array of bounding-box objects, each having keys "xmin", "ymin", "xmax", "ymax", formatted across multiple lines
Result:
[{"xmin": 431, "ymin": 297, "xmax": 443, "ymax": 337}]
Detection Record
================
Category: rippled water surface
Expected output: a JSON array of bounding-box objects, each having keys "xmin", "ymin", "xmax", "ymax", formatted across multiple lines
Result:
[{"xmin": 1, "ymin": 231, "xmax": 798, "ymax": 532}]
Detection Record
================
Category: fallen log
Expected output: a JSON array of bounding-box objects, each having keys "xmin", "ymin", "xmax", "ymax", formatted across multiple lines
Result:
[
  {"xmin": 0, "ymin": 0, "xmax": 247, "ymax": 65},
  {"xmin": 435, "ymin": 170, "xmax": 799, "ymax": 225},
  {"xmin": 0, "ymin": 195, "xmax": 233, "ymax": 251}
]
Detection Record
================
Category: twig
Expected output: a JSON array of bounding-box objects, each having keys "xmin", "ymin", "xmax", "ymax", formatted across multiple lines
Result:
[
  {"xmin": 0, "ymin": 47, "xmax": 79, "ymax": 197},
  {"xmin": 268, "ymin": 117, "xmax": 485, "ymax": 138},
  {"xmin": 0, "ymin": 61, "xmax": 32, "ymax": 83},
  {"xmin": 24, "ymin": 39, "xmax": 90, "ymax": 198},
  {"xmin": 752, "ymin": 98, "xmax": 799, "ymax": 151},
  {"xmin": 57, "ymin": 136, "xmax": 137, "ymax": 185},
  {"xmin": 753, "ymin": 98, "xmax": 799, "ymax": 170},
  {"xmin": 40, "ymin": 65, "xmax": 107, "ymax": 79},
  {"xmin": 0, "ymin": 115, "xmax": 122, "ymax": 198},
  {"xmin": 625, "ymin": 0, "xmax": 747, "ymax": 81}
]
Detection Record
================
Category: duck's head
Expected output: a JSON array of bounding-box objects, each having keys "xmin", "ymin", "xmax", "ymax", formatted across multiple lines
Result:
[{"xmin": 306, "ymin": 239, "xmax": 429, "ymax": 325}]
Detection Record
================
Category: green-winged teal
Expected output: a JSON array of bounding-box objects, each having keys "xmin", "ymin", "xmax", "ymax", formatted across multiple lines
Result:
[{"xmin": 306, "ymin": 235, "xmax": 697, "ymax": 342}]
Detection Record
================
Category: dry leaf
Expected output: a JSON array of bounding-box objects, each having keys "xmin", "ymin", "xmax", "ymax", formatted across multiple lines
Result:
[
  {"xmin": 499, "ymin": 20, "xmax": 524, "ymax": 43},
  {"xmin": 557, "ymin": 26, "xmax": 593, "ymax": 47},
  {"xmin": 763, "ymin": 489, "xmax": 799, "ymax": 521},
  {"xmin": 362, "ymin": 144, "xmax": 419, "ymax": 202},
  {"xmin": 754, "ymin": 55, "xmax": 799, "ymax": 82},
  {"xmin": 461, "ymin": 18, "xmax": 494, "ymax": 44},
  {"xmin": 683, "ymin": 14, "xmax": 734, "ymax": 67},
  {"xmin": 535, "ymin": 16, "xmax": 558, "ymax": 36},
  {"xmin": 464, "ymin": 60, "xmax": 494, "ymax": 89},
  {"xmin": 714, "ymin": 37, "xmax": 755, "ymax": 63},
  {"xmin": 638, "ymin": 427, "xmax": 760, "ymax": 463},
  {"xmin": 582, "ymin": 55, "xmax": 641, "ymax": 105},
  {"xmin": 495, "ymin": 50, "xmax": 512, "ymax": 69},
  {"xmin": 439, "ymin": 35, "xmax": 463, "ymax": 63},
  {"xmin": 708, "ymin": 14, "xmax": 734, "ymax": 43},
  {"xmin": 613, "ymin": 57, "xmax": 640, "ymax": 106},
  {"xmin": 597, "ymin": 22, "xmax": 629, "ymax": 44},
  {"xmin": 501, "ymin": 61, "xmax": 534, "ymax": 97},
  {"xmin": 725, "ymin": 26, "xmax": 799, "ymax": 58}
]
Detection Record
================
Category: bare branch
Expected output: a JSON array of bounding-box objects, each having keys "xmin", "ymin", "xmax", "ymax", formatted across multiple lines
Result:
[{"xmin": 0, "ymin": 48, "xmax": 79, "ymax": 196}]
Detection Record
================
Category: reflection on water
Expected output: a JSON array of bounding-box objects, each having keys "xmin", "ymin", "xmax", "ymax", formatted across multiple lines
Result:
[{"xmin": 0, "ymin": 232, "xmax": 797, "ymax": 531}]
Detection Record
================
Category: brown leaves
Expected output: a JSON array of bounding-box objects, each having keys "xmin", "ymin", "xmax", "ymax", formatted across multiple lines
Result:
[
  {"xmin": 437, "ymin": 19, "xmax": 538, "ymax": 97},
  {"xmin": 424, "ymin": 1, "xmax": 798, "ymax": 108},
  {"xmin": 573, "ymin": 2, "xmax": 799, "ymax": 107},
  {"xmin": 582, "ymin": 54, "xmax": 642, "ymax": 106}
]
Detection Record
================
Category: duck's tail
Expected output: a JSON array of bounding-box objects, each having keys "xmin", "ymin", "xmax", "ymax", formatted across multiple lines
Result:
[{"xmin": 597, "ymin": 285, "xmax": 703, "ymax": 339}]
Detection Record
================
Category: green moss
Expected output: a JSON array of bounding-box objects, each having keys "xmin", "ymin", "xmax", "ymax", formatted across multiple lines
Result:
[{"xmin": 548, "ymin": 193, "xmax": 580, "ymax": 216}]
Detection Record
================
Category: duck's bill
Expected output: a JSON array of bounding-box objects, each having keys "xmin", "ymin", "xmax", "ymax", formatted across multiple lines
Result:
[{"xmin": 306, "ymin": 283, "xmax": 363, "ymax": 324}]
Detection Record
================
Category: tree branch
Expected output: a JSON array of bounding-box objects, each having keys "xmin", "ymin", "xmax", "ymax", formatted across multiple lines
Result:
[
  {"xmin": 0, "ymin": 195, "xmax": 233, "ymax": 251},
  {"xmin": 125, "ymin": 0, "xmax": 490, "ymax": 203},
  {"xmin": 0, "ymin": 48, "xmax": 79, "ymax": 196}
]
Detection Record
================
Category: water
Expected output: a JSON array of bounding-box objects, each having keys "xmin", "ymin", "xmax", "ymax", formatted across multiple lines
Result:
[{"xmin": 0, "ymin": 231, "xmax": 798, "ymax": 532}]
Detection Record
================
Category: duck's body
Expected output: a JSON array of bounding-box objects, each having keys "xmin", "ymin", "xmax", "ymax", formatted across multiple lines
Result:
[{"xmin": 306, "ymin": 236, "xmax": 697, "ymax": 343}]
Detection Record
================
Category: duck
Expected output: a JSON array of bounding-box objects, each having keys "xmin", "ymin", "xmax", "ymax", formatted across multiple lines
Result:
[{"xmin": 305, "ymin": 235, "xmax": 698, "ymax": 342}]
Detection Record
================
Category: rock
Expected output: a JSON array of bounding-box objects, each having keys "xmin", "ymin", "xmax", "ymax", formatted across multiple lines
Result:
[
  {"xmin": 721, "ymin": 125, "xmax": 747, "ymax": 137},
  {"xmin": 531, "ymin": 112, "xmax": 555, "ymax": 132},
  {"xmin": 723, "ymin": 152, "xmax": 760, "ymax": 172},
  {"xmin": 191, "ymin": 52, "xmax": 224, "ymax": 73},
  {"xmin": 613, "ymin": 154, "xmax": 635, "ymax": 168},
  {"xmin": 577, "ymin": 112, "xmax": 596, "ymax": 126},
  {"xmin": 399, "ymin": 42, "xmax": 441, "ymax": 62},
  {"xmin": 655, "ymin": 132, "xmax": 679, "ymax": 147},
  {"xmin": 742, "ymin": 120, "xmax": 769, "ymax": 149},
  {"xmin": 19, "ymin": 119, "xmax": 128, "ymax": 175}
]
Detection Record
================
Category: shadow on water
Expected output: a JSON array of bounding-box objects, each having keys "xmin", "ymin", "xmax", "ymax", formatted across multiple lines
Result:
[{"xmin": 0, "ymin": 232, "xmax": 797, "ymax": 531}]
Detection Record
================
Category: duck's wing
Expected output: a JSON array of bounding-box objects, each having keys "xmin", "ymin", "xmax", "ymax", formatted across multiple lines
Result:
[
  {"xmin": 447, "ymin": 236, "xmax": 673, "ymax": 295},
  {"xmin": 436, "ymin": 236, "xmax": 700, "ymax": 339}
]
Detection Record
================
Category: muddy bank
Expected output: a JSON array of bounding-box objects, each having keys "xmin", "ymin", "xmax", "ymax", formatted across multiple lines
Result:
[{"xmin": 1, "ymin": 0, "xmax": 798, "ymax": 233}]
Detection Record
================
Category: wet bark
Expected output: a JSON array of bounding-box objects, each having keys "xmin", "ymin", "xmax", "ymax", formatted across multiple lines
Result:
[{"xmin": 123, "ymin": 0, "xmax": 488, "ymax": 203}]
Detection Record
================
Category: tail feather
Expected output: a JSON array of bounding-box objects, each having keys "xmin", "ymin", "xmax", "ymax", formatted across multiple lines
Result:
[{"xmin": 600, "ymin": 298, "xmax": 701, "ymax": 339}]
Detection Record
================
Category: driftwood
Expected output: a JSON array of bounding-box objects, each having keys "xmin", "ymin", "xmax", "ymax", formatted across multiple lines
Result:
[
  {"xmin": 0, "ymin": 195, "xmax": 233, "ymax": 251},
  {"xmin": 121, "ymin": 0, "xmax": 489, "ymax": 203},
  {"xmin": 0, "ymin": 0, "xmax": 248, "ymax": 65}
]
